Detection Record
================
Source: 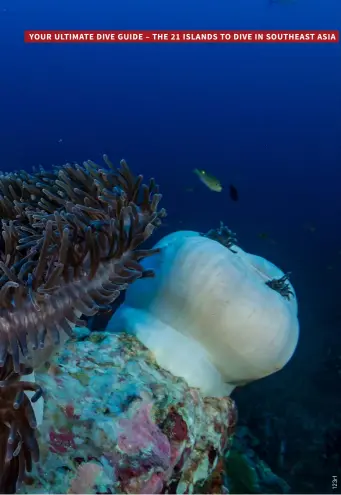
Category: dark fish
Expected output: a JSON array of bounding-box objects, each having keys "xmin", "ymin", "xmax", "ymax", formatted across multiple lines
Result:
[{"xmin": 229, "ymin": 184, "xmax": 239, "ymax": 202}]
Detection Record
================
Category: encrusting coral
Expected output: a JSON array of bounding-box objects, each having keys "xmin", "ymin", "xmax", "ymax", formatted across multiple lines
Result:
[
  {"xmin": 0, "ymin": 156, "xmax": 166, "ymax": 492},
  {"xmin": 16, "ymin": 331, "xmax": 237, "ymax": 494}
]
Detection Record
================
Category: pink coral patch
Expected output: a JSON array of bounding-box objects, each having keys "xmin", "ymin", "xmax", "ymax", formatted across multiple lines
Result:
[{"xmin": 117, "ymin": 402, "xmax": 171, "ymax": 469}]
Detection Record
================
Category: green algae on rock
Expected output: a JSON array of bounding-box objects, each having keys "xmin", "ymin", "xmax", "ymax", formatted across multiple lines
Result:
[{"xmin": 224, "ymin": 426, "xmax": 290, "ymax": 494}]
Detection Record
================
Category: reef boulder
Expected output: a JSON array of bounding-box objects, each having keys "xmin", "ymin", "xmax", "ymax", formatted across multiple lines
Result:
[{"xmin": 18, "ymin": 331, "xmax": 237, "ymax": 494}]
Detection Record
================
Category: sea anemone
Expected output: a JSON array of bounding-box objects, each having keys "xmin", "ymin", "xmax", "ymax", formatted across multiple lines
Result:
[
  {"xmin": 109, "ymin": 230, "xmax": 299, "ymax": 397},
  {"xmin": 0, "ymin": 155, "xmax": 165, "ymax": 492}
]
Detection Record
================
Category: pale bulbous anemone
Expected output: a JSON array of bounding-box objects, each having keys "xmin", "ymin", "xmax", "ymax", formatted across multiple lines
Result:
[
  {"xmin": 0, "ymin": 156, "xmax": 165, "ymax": 492},
  {"xmin": 109, "ymin": 230, "xmax": 299, "ymax": 397}
]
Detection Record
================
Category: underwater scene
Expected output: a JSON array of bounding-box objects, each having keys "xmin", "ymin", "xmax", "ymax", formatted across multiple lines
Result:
[{"xmin": 0, "ymin": 0, "xmax": 340, "ymax": 493}]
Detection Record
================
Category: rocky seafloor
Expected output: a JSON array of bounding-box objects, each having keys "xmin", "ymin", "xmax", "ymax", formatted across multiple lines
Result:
[{"xmin": 17, "ymin": 328, "xmax": 289, "ymax": 494}]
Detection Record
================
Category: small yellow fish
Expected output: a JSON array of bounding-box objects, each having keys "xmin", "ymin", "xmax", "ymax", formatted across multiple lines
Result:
[{"xmin": 193, "ymin": 169, "xmax": 222, "ymax": 192}]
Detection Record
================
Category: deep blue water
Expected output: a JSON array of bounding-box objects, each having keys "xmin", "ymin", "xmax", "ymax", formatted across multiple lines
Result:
[{"xmin": 0, "ymin": 0, "xmax": 340, "ymax": 492}]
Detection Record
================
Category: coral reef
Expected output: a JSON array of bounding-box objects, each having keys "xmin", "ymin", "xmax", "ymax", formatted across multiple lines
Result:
[
  {"xmin": 246, "ymin": 400, "xmax": 341, "ymax": 493},
  {"xmin": 0, "ymin": 152, "xmax": 299, "ymax": 495},
  {"xmin": 224, "ymin": 426, "xmax": 290, "ymax": 494},
  {"xmin": 0, "ymin": 156, "xmax": 165, "ymax": 492},
  {"xmin": 17, "ymin": 331, "xmax": 237, "ymax": 494}
]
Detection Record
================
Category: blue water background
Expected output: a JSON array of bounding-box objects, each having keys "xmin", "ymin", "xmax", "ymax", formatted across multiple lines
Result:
[{"xmin": 0, "ymin": 0, "xmax": 340, "ymax": 491}]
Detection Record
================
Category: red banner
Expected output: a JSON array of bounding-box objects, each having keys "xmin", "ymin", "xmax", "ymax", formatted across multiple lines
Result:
[{"xmin": 24, "ymin": 30, "xmax": 339, "ymax": 43}]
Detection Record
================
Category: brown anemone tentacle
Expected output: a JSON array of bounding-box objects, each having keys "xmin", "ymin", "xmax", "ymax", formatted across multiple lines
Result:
[{"xmin": 0, "ymin": 155, "xmax": 165, "ymax": 492}]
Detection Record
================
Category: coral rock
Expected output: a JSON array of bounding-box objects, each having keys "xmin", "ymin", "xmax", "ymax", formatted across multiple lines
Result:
[{"xmin": 18, "ymin": 332, "xmax": 237, "ymax": 494}]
